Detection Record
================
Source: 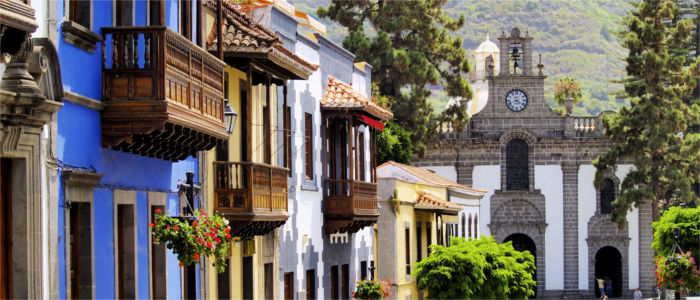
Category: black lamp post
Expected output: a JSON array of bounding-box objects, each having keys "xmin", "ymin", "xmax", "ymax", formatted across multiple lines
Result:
[
  {"xmin": 178, "ymin": 172, "xmax": 201, "ymax": 299},
  {"xmin": 369, "ymin": 261, "xmax": 375, "ymax": 280},
  {"xmin": 224, "ymin": 99, "xmax": 237, "ymax": 134}
]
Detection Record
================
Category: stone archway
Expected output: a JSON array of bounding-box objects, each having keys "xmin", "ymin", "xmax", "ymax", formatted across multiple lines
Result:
[
  {"xmin": 594, "ymin": 246, "xmax": 623, "ymax": 298},
  {"xmin": 504, "ymin": 233, "xmax": 537, "ymax": 298}
]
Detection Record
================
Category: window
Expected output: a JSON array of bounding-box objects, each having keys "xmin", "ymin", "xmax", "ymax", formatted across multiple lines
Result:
[
  {"xmin": 461, "ymin": 214, "xmax": 466, "ymax": 238},
  {"xmin": 342, "ymin": 264, "xmax": 349, "ymax": 300},
  {"xmin": 506, "ymin": 138, "xmax": 529, "ymax": 190},
  {"xmin": 180, "ymin": 0, "xmax": 191, "ymax": 39},
  {"xmin": 358, "ymin": 131, "xmax": 365, "ymax": 181},
  {"xmin": 284, "ymin": 106, "xmax": 292, "ymax": 174},
  {"xmin": 305, "ymin": 113, "xmax": 313, "ymax": 179},
  {"xmin": 217, "ymin": 259, "xmax": 230, "ymax": 299},
  {"xmin": 264, "ymin": 263, "xmax": 273, "ymax": 299},
  {"xmin": 360, "ymin": 261, "xmax": 367, "ymax": 280},
  {"xmin": 330, "ymin": 265, "xmax": 338, "ymax": 299},
  {"xmin": 149, "ymin": 0, "xmax": 164, "ymax": 25},
  {"xmin": 306, "ymin": 269, "xmax": 316, "ymax": 300},
  {"xmin": 116, "ymin": 204, "xmax": 136, "ymax": 299},
  {"xmin": 284, "ymin": 272, "xmax": 294, "ymax": 300},
  {"xmin": 115, "ymin": 0, "xmax": 134, "ymax": 26},
  {"xmin": 416, "ymin": 223, "xmax": 422, "ymax": 261},
  {"xmin": 405, "ymin": 227, "xmax": 411, "ymax": 275},
  {"xmin": 600, "ymin": 178, "xmax": 615, "ymax": 214},
  {"xmin": 150, "ymin": 205, "xmax": 166, "ymax": 299},
  {"xmin": 263, "ymin": 105, "xmax": 271, "ymax": 164},
  {"xmin": 468, "ymin": 214, "xmax": 472, "ymax": 239},
  {"xmin": 473, "ymin": 215, "xmax": 478, "ymax": 239},
  {"xmin": 426, "ymin": 223, "xmax": 432, "ymax": 256},
  {"xmin": 69, "ymin": 0, "xmax": 91, "ymax": 28}
]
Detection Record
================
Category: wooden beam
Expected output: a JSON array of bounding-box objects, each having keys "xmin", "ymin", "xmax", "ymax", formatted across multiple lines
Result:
[{"xmin": 246, "ymin": 65, "xmax": 253, "ymax": 163}]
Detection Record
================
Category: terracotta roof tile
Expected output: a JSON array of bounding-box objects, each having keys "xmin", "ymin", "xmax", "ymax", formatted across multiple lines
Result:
[
  {"xmin": 204, "ymin": 0, "xmax": 318, "ymax": 76},
  {"xmin": 415, "ymin": 191, "xmax": 462, "ymax": 211},
  {"xmin": 321, "ymin": 76, "xmax": 393, "ymax": 121},
  {"xmin": 378, "ymin": 161, "xmax": 487, "ymax": 194}
]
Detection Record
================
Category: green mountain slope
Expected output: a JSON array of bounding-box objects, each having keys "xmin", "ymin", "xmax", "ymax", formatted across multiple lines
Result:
[{"xmin": 290, "ymin": 0, "xmax": 630, "ymax": 116}]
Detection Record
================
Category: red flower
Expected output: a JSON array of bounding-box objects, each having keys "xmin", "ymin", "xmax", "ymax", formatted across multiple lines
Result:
[
  {"xmin": 207, "ymin": 241, "xmax": 213, "ymax": 248},
  {"xmin": 167, "ymin": 225, "xmax": 171, "ymax": 229},
  {"xmin": 150, "ymin": 222, "xmax": 155, "ymax": 228},
  {"xmin": 225, "ymin": 233, "xmax": 231, "ymax": 239},
  {"xmin": 225, "ymin": 227, "xmax": 230, "ymax": 233},
  {"xmin": 194, "ymin": 253, "xmax": 200, "ymax": 260},
  {"xmin": 216, "ymin": 223, "xmax": 220, "ymax": 228},
  {"xmin": 155, "ymin": 208, "xmax": 162, "ymax": 214},
  {"xmin": 174, "ymin": 225, "xmax": 179, "ymax": 231},
  {"xmin": 179, "ymin": 262, "xmax": 183, "ymax": 267},
  {"xmin": 193, "ymin": 221, "xmax": 198, "ymax": 227}
]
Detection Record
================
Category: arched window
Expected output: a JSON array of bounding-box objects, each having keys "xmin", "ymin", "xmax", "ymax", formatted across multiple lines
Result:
[
  {"xmin": 473, "ymin": 215, "xmax": 478, "ymax": 239},
  {"xmin": 601, "ymin": 178, "xmax": 615, "ymax": 214},
  {"xmin": 467, "ymin": 214, "xmax": 472, "ymax": 239},
  {"xmin": 506, "ymin": 139, "xmax": 529, "ymax": 190}
]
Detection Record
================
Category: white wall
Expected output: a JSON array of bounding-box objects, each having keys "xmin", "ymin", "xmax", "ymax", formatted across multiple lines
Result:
[
  {"xmin": 535, "ymin": 165, "xmax": 564, "ymax": 290},
  {"xmin": 616, "ymin": 165, "xmax": 637, "ymax": 289},
  {"xmin": 578, "ymin": 164, "xmax": 597, "ymax": 289},
  {"xmin": 422, "ymin": 166, "xmax": 457, "ymax": 182},
  {"xmin": 472, "ymin": 165, "xmax": 500, "ymax": 237}
]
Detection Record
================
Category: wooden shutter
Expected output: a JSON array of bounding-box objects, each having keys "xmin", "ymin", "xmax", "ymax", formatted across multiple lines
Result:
[
  {"xmin": 330, "ymin": 265, "xmax": 338, "ymax": 299},
  {"xmin": 416, "ymin": 222, "xmax": 422, "ymax": 262},
  {"xmin": 306, "ymin": 269, "xmax": 316, "ymax": 300},
  {"xmin": 341, "ymin": 264, "xmax": 349, "ymax": 300},
  {"xmin": 305, "ymin": 113, "xmax": 313, "ymax": 178},
  {"xmin": 405, "ymin": 227, "xmax": 411, "ymax": 275}
]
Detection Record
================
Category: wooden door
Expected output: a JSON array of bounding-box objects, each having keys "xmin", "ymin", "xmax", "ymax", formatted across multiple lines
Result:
[
  {"xmin": 305, "ymin": 269, "xmax": 315, "ymax": 300},
  {"xmin": 0, "ymin": 158, "xmax": 12, "ymax": 299},
  {"xmin": 341, "ymin": 264, "xmax": 349, "ymax": 300},
  {"xmin": 283, "ymin": 272, "xmax": 293, "ymax": 300},
  {"xmin": 242, "ymin": 256, "xmax": 253, "ymax": 299},
  {"xmin": 330, "ymin": 265, "xmax": 338, "ymax": 299}
]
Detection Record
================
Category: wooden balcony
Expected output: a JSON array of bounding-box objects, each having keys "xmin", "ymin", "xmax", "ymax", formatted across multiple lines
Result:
[
  {"xmin": 101, "ymin": 26, "xmax": 228, "ymax": 161},
  {"xmin": 324, "ymin": 179, "xmax": 379, "ymax": 234},
  {"xmin": 214, "ymin": 161, "xmax": 289, "ymax": 238}
]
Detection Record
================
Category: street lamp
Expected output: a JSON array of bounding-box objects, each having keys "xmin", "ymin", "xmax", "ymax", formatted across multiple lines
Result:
[{"xmin": 224, "ymin": 99, "xmax": 238, "ymax": 134}]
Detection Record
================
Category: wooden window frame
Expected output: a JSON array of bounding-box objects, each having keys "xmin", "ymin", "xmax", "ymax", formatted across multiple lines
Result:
[
  {"xmin": 304, "ymin": 113, "xmax": 313, "ymax": 179},
  {"xmin": 114, "ymin": 0, "xmax": 134, "ymax": 26},
  {"xmin": 405, "ymin": 226, "xmax": 411, "ymax": 275},
  {"xmin": 180, "ymin": 0, "xmax": 192, "ymax": 39},
  {"xmin": 148, "ymin": 0, "xmax": 165, "ymax": 26},
  {"xmin": 67, "ymin": 0, "xmax": 92, "ymax": 29}
]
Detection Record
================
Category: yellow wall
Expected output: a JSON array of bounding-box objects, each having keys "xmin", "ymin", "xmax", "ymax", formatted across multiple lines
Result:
[
  {"xmin": 391, "ymin": 180, "xmax": 446, "ymax": 300},
  {"xmin": 204, "ymin": 66, "xmax": 280, "ymax": 299}
]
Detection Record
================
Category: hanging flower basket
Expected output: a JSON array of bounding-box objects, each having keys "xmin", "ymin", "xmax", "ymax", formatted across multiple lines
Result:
[
  {"xmin": 655, "ymin": 251, "xmax": 700, "ymax": 294},
  {"xmin": 352, "ymin": 279, "xmax": 392, "ymax": 300},
  {"xmin": 151, "ymin": 209, "xmax": 233, "ymax": 273}
]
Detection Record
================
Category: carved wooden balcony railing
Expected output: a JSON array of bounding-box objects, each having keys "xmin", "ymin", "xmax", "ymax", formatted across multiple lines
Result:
[
  {"xmin": 214, "ymin": 161, "xmax": 289, "ymax": 238},
  {"xmin": 101, "ymin": 26, "xmax": 228, "ymax": 161},
  {"xmin": 324, "ymin": 179, "xmax": 379, "ymax": 234}
]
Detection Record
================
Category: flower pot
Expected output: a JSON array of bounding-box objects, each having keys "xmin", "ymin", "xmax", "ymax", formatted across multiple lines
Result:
[{"xmin": 565, "ymin": 98, "xmax": 574, "ymax": 115}]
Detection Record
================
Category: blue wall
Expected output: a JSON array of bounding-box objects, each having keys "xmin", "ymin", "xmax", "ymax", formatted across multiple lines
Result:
[{"xmin": 55, "ymin": 0, "xmax": 203, "ymax": 298}]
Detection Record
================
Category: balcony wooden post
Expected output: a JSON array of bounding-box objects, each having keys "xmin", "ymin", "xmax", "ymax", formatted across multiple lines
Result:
[
  {"xmin": 348, "ymin": 116, "xmax": 354, "ymax": 203},
  {"xmin": 246, "ymin": 66, "xmax": 253, "ymax": 164}
]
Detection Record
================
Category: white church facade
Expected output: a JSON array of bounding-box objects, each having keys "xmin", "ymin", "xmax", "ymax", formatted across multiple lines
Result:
[{"xmin": 416, "ymin": 28, "xmax": 654, "ymax": 298}]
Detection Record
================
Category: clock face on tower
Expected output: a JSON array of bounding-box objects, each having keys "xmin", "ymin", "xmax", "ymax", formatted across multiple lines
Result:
[{"xmin": 505, "ymin": 89, "xmax": 528, "ymax": 112}]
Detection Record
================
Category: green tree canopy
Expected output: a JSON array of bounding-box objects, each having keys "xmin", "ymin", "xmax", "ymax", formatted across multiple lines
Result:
[
  {"xmin": 652, "ymin": 207, "xmax": 700, "ymax": 263},
  {"xmin": 412, "ymin": 236, "xmax": 535, "ymax": 299},
  {"xmin": 317, "ymin": 0, "xmax": 472, "ymax": 159},
  {"xmin": 593, "ymin": 0, "xmax": 700, "ymax": 226}
]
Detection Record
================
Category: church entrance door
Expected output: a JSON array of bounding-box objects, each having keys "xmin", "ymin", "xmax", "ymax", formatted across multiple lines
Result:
[
  {"xmin": 594, "ymin": 246, "xmax": 622, "ymax": 298},
  {"xmin": 504, "ymin": 233, "xmax": 536, "ymax": 297}
]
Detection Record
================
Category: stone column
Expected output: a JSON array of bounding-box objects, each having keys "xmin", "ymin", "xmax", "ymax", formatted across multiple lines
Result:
[
  {"xmin": 639, "ymin": 202, "xmax": 655, "ymax": 296},
  {"xmin": 562, "ymin": 164, "xmax": 579, "ymax": 290}
]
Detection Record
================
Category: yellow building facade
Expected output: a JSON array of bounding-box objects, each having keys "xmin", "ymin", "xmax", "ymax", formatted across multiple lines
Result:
[{"xmin": 376, "ymin": 161, "xmax": 486, "ymax": 299}]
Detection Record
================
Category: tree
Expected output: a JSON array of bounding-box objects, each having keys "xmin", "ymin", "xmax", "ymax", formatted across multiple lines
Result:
[
  {"xmin": 652, "ymin": 207, "xmax": 700, "ymax": 263},
  {"xmin": 317, "ymin": 0, "xmax": 472, "ymax": 159},
  {"xmin": 412, "ymin": 236, "xmax": 535, "ymax": 299},
  {"xmin": 593, "ymin": 0, "xmax": 700, "ymax": 226}
]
